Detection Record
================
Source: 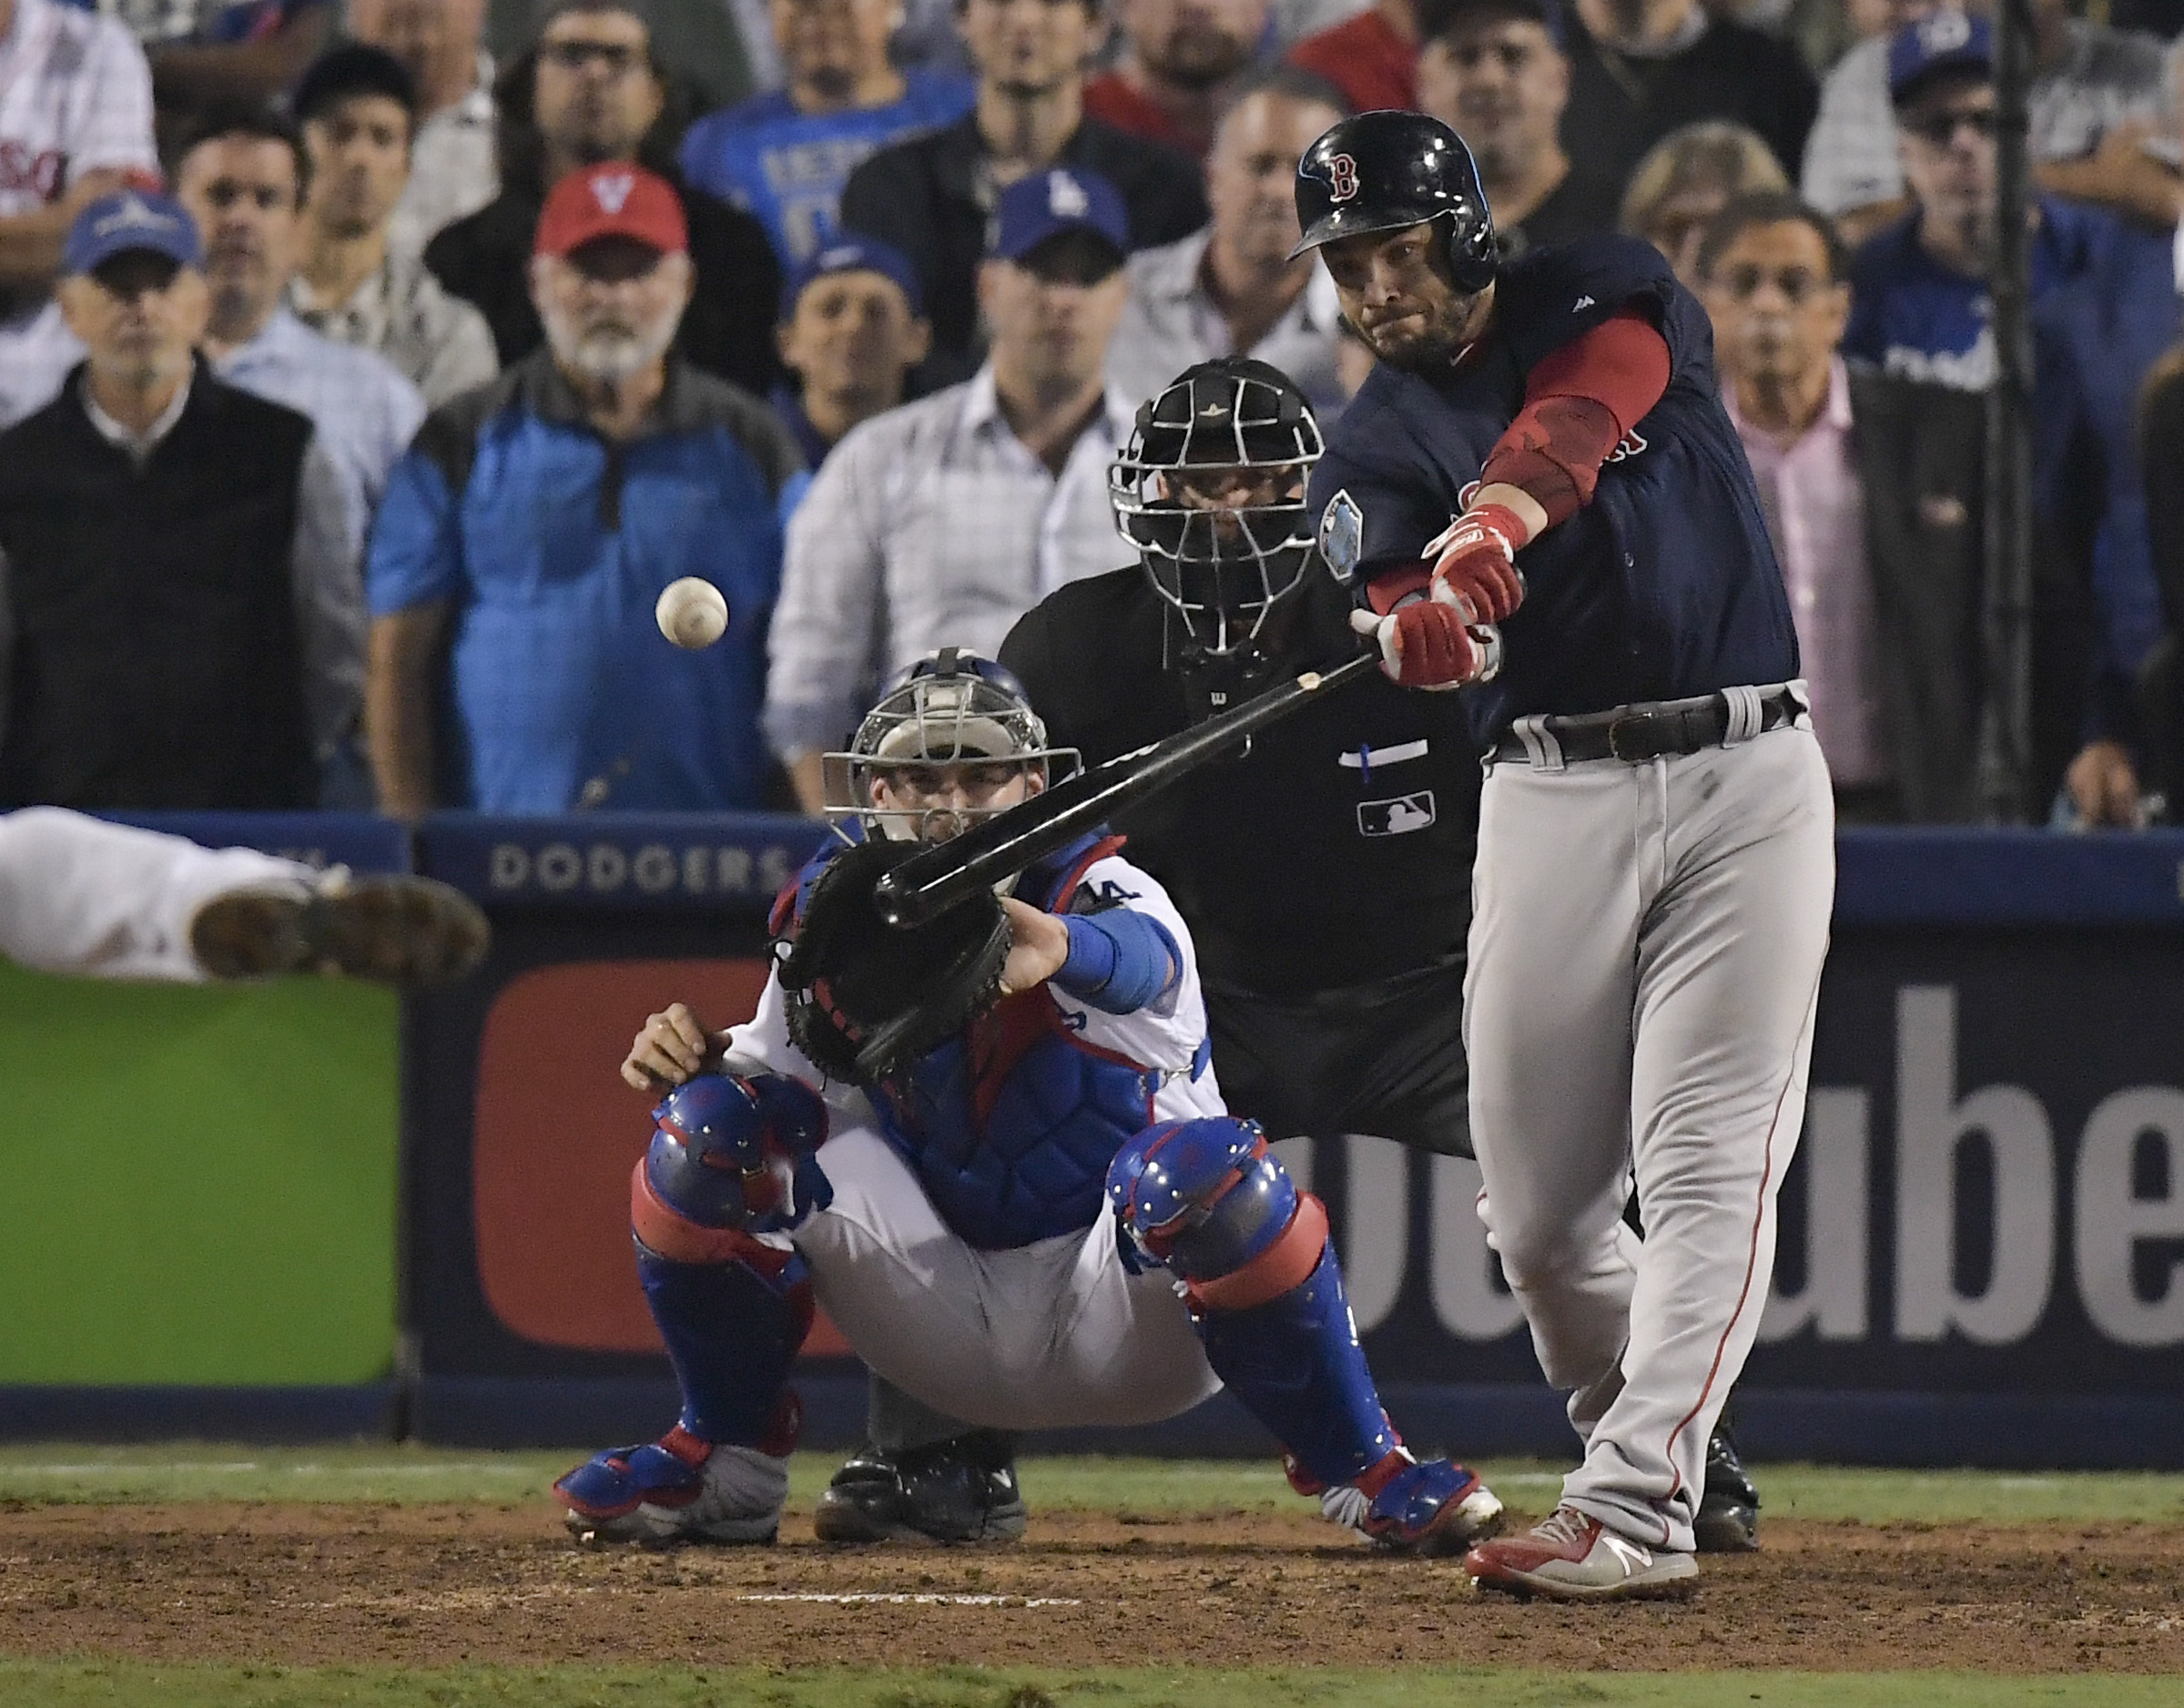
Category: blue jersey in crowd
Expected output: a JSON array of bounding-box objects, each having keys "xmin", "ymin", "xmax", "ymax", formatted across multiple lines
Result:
[
  {"xmin": 366, "ymin": 352, "xmax": 808, "ymax": 813},
  {"xmin": 1309, "ymin": 233, "xmax": 1798, "ymax": 746},
  {"xmin": 1844, "ymin": 196, "xmax": 2114, "ymax": 391},
  {"xmin": 678, "ymin": 72, "xmax": 978, "ymax": 268}
]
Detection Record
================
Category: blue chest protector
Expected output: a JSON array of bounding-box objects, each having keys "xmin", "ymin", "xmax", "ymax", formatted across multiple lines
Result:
[{"xmin": 784, "ymin": 830, "xmax": 1160, "ymax": 1249}]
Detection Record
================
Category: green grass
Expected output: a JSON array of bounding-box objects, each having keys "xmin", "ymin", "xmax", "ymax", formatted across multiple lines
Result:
[
  {"xmin": 0, "ymin": 1443, "xmax": 2180, "ymax": 1527},
  {"xmin": 0, "ymin": 1664, "xmax": 2177, "ymax": 1708}
]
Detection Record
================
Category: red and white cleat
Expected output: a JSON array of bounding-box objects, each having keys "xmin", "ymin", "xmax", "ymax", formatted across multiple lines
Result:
[{"xmin": 1464, "ymin": 1504, "xmax": 1699, "ymax": 1601}]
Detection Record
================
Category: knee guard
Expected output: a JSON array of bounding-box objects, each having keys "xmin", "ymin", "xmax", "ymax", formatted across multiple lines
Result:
[
  {"xmin": 631, "ymin": 1072, "xmax": 832, "ymax": 1262},
  {"xmin": 628, "ymin": 1073, "xmax": 830, "ymax": 1449},
  {"xmin": 1107, "ymin": 1118, "xmax": 1400, "ymax": 1490}
]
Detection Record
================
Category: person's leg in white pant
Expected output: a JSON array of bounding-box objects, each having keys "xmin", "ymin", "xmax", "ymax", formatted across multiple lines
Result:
[
  {"xmin": 0, "ymin": 808, "xmax": 312, "ymax": 981},
  {"xmin": 793, "ymin": 1127, "xmax": 1221, "ymax": 1430},
  {"xmin": 1560, "ymin": 730, "xmax": 1833, "ymax": 1551}
]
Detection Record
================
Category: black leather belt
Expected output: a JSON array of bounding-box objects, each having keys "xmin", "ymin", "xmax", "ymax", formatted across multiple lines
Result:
[{"xmin": 1490, "ymin": 686, "xmax": 1806, "ymax": 767}]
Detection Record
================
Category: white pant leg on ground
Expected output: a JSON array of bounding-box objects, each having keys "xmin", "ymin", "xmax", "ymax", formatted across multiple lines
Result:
[
  {"xmin": 789, "ymin": 1126, "xmax": 1223, "ymax": 1432},
  {"xmin": 0, "ymin": 808, "xmax": 313, "ymax": 981},
  {"xmin": 1468, "ymin": 722, "xmax": 1834, "ymax": 1554}
]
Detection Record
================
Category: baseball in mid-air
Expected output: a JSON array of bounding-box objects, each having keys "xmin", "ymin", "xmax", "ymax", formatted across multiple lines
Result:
[{"xmin": 655, "ymin": 577, "xmax": 728, "ymax": 649}]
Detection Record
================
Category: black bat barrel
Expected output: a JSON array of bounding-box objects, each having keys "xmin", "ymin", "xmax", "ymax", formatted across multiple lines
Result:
[{"xmin": 872, "ymin": 650, "xmax": 1381, "ymax": 929}]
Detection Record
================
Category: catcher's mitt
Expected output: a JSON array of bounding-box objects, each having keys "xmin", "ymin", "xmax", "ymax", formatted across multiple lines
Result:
[{"xmin": 775, "ymin": 838, "xmax": 1012, "ymax": 1086}]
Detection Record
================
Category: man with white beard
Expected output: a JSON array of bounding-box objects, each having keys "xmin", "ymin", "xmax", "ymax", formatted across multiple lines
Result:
[{"xmin": 364, "ymin": 163, "xmax": 805, "ymax": 818}]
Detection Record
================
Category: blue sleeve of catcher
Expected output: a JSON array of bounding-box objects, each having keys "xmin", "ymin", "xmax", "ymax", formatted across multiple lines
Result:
[{"xmin": 1054, "ymin": 910, "xmax": 1180, "ymax": 1013}]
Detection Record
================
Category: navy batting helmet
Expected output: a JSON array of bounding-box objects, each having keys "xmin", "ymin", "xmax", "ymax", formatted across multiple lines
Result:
[{"xmin": 1291, "ymin": 110, "xmax": 1498, "ymax": 294}]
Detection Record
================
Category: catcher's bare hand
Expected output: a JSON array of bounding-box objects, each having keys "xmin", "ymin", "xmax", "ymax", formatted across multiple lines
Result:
[
  {"xmin": 622, "ymin": 1001, "xmax": 729, "ymax": 1091},
  {"xmin": 998, "ymin": 898, "xmax": 1071, "ymax": 997}
]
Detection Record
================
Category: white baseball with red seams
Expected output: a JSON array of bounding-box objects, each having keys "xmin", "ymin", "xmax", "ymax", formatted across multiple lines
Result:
[
  {"xmin": 1463, "ymin": 717, "xmax": 1834, "ymax": 1554},
  {"xmin": 655, "ymin": 577, "xmax": 729, "ymax": 649}
]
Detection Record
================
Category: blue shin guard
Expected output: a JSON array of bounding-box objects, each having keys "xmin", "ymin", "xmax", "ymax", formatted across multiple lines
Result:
[
  {"xmin": 638, "ymin": 1247, "xmax": 810, "ymax": 1449},
  {"xmin": 1107, "ymin": 1117, "xmax": 1397, "ymax": 1489}
]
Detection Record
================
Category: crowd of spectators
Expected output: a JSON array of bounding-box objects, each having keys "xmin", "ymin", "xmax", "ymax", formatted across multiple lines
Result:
[{"xmin": 0, "ymin": 0, "xmax": 2180, "ymax": 830}]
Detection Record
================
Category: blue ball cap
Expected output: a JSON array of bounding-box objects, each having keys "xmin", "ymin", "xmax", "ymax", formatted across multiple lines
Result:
[
  {"xmin": 63, "ymin": 190, "xmax": 201, "ymax": 277},
  {"xmin": 1888, "ymin": 9, "xmax": 1992, "ymax": 105},
  {"xmin": 779, "ymin": 234, "xmax": 925, "ymax": 320},
  {"xmin": 990, "ymin": 168, "xmax": 1129, "ymax": 265}
]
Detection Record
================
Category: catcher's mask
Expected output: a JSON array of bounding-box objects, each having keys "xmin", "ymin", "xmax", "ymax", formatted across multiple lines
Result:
[
  {"xmin": 1109, "ymin": 356, "xmax": 1325, "ymax": 666},
  {"xmin": 826, "ymin": 648, "xmax": 1079, "ymax": 842}
]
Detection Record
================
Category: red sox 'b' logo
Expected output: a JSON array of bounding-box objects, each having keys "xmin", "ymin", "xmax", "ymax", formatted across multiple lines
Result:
[{"xmin": 1327, "ymin": 153, "xmax": 1359, "ymax": 202}]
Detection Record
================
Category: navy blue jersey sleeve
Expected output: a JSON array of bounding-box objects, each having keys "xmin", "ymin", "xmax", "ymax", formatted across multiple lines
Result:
[
  {"xmin": 1498, "ymin": 233, "xmax": 1681, "ymax": 370},
  {"xmin": 1305, "ymin": 375, "xmax": 1468, "ymax": 586}
]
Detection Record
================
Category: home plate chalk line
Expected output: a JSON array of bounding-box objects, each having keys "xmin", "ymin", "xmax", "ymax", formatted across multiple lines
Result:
[{"xmin": 736, "ymin": 1592, "xmax": 1082, "ymax": 1608}]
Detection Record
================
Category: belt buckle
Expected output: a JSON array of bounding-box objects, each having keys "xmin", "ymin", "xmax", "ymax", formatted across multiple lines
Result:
[{"xmin": 1607, "ymin": 709, "xmax": 1659, "ymax": 763}]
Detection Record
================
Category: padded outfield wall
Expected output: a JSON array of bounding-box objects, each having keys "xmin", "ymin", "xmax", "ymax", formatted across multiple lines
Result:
[{"xmin": 4, "ymin": 814, "xmax": 2183, "ymax": 1464}]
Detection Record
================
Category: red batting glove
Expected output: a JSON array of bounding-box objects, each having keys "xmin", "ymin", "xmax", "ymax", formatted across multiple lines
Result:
[
  {"xmin": 1348, "ymin": 575, "xmax": 1481, "ymax": 691},
  {"xmin": 1424, "ymin": 503, "xmax": 1527, "ymax": 624}
]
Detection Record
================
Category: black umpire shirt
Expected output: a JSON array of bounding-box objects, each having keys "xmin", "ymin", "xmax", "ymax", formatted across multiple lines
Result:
[{"xmin": 999, "ymin": 563, "xmax": 1480, "ymax": 998}]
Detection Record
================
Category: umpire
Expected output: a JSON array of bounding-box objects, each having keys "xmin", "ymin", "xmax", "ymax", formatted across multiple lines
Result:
[{"xmin": 812, "ymin": 357, "xmax": 1762, "ymax": 1552}]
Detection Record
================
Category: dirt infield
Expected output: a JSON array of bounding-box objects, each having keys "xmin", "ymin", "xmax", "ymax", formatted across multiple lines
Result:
[{"xmin": 3, "ymin": 1500, "xmax": 2181, "ymax": 1675}]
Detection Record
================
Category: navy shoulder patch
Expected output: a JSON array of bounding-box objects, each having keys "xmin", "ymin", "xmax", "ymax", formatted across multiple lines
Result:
[{"xmin": 1318, "ymin": 488, "xmax": 1365, "ymax": 585}]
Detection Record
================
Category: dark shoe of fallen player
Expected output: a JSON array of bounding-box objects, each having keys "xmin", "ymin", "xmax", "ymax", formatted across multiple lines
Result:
[
  {"xmin": 814, "ymin": 1431, "xmax": 1029, "ymax": 1544},
  {"xmin": 190, "ymin": 869, "xmax": 490, "ymax": 985},
  {"xmin": 1694, "ymin": 1420, "xmax": 1760, "ymax": 1553}
]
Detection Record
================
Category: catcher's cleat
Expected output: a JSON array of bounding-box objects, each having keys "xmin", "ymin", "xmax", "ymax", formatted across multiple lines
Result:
[
  {"xmin": 555, "ymin": 1424, "xmax": 787, "ymax": 1546},
  {"xmin": 813, "ymin": 1431, "xmax": 1029, "ymax": 1545},
  {"xmin": 1694, "ymin": 1420, "xmax": 1760, "ymax": 1553},
  {"xmin": 189, "ymin": 869, "xmax": 489, "ymax": 986},
  {"xmin": 1464, "ymin": 1505, "xmax": 1699, "ymax": 1601},
  {"xmin": 1317, "ymin": 1452, "xmax": 1506, "ymax": 1556}
]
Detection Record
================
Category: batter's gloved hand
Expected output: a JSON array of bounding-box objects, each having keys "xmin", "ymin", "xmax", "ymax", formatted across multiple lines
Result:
[
  {"xmin": 1348, "ymin": 599, "xmax": 1484, "ymax": 691},
  {"xmin": 1424, "ymin": 503, "xmax": 1527, "ymax": 624}
]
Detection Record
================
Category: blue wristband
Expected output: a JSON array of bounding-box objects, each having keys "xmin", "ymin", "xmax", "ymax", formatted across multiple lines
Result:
[{"xmin": 1055, "ymin": 911, "xmax": 1179, "ymax": 1013}]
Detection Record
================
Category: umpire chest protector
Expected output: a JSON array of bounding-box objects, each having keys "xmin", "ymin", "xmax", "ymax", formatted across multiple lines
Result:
[
  {"xmin": 0, "ymin": 369, "xmax": 315, "ymax": 808},
  {"xmin": 787, "ymin": 830, "xmax": 1162, "ymax": 1250}
]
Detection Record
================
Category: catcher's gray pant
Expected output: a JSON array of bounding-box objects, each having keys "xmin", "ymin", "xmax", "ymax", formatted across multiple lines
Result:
[
  {"xmin": 787, "ymin": 1127, "xmax": 1224, "ymax": 1431},
  {"xmin": 0, "ymin": 808, "xmax": 311, "ymax": 981},
  {"xmin": 1465, "ymin": 713, "xmax": 1834, "ymax": 1555}
]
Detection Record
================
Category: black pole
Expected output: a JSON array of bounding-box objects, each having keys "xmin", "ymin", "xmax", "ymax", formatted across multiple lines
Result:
[{"xmin": 1979, "ymin": 0, "xmax": 2037, "ymax": 823}]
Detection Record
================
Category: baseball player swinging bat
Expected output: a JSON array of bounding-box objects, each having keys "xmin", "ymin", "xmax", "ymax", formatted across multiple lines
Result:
[{"xmin": 872, "ymin": 647, "xmax": 1384, "ymax": 930}]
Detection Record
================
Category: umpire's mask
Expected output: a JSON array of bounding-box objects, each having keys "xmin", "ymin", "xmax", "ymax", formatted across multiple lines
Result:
[{"xmin": 1110, "ymin": 356, "xmax": 1325, "ymax": 666}]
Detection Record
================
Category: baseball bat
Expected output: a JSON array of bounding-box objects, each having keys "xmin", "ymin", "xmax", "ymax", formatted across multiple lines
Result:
[{"xmin": 872, "ymin": 648, "xmax": 1382, "ymax": 930}]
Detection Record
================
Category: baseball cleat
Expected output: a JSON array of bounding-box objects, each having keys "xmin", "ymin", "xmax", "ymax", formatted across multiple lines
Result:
[
  {"xmin": 554, "ymin": 1425, "xmax": 787, "ymax": 1545},
  {"xmin": 1694, "ymin": 1420, "xmax": 1760, "ymax": 1553},
  {"xmin": 1319, "ymin": 1452, "xmax": 1506, "ymax": 1556},
  {"xmin": 813, "ymin": 1431, "xmax": 1028, "ymax": 1544},
  {"xmin": 1464, "ymin": 1505, "xmax": 1699, "ymax": 1601},
  {"xmin": 189, "ymin": 869, "xmax": 489, "ymax": 985}
]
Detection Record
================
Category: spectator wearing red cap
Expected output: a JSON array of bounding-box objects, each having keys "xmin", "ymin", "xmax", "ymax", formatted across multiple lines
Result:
[
  {"xmin": 424, "ymin": 0, "xmax": 782, "ymax": 396},
  {"xmin": 368, "ymin": 162, "xmax": 805, "ymax": 819}
]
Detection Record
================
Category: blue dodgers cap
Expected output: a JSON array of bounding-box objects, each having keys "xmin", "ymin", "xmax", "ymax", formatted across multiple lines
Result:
[
  {"xmin": 990, "ymin": 168, "xmax": 1129, "ymax": 264},
  {"xmin": 1888, "ymin": 9, "xmax": 1992, "ymax": 104},
  {"xmin": 779, "ymin": 235, "xmax": 925, "ymax": 320},
  {"xmin": 63, "ymin": 190, "xmax": 201, "ymax": 276}
]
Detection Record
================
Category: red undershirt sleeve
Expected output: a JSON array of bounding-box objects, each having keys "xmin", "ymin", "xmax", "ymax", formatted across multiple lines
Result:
[{"xmin": 1478, "ymin": 310, "xmax": 1672, "ymax": 534}]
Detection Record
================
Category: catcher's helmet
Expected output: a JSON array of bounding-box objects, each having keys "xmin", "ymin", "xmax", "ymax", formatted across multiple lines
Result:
[
  {"xmin": 1109, "ymin": 356, "xmax": 1325, "ymax": 664},
  {"xmin": 828, "ymin": 648, "xmax": 1078, "ymax": 841},
  {"xmin": 1291, "ymin": 110, "xmax": 1498, "ymax": 294}
]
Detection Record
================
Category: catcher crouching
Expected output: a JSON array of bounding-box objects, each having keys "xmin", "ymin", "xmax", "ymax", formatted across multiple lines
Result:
[{"xmin": 554, "ymin": 649, "xmax": 1506, "ymax": 1552}]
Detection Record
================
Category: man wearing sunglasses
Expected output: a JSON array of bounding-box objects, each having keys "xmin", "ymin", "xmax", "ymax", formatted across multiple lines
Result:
[{"xmin": 1843, "ymin": 11, "xmax": 2115, "ymax": 391}]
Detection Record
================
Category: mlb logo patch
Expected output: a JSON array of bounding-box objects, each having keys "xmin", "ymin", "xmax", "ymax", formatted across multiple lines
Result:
[{"xmin": 1357, "ymin": 792, "xmax": 1436, "ymax": 836}]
